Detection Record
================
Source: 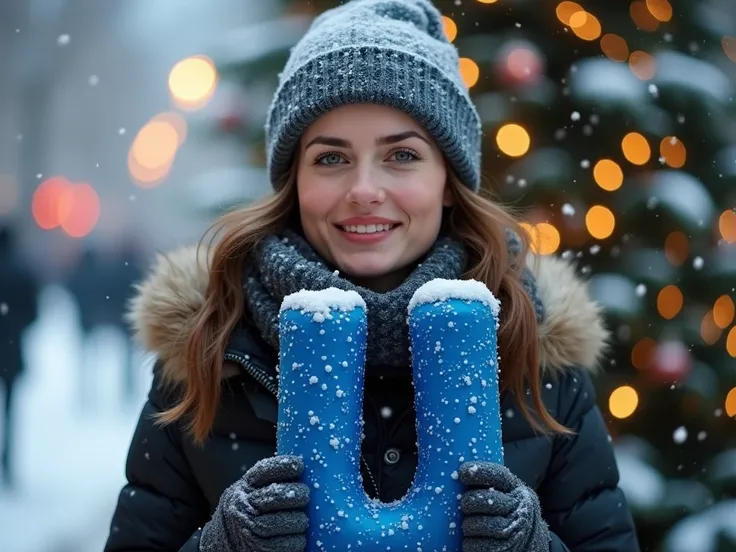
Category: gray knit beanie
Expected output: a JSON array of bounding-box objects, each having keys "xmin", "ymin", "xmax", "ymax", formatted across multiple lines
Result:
[{"xmin": 264, "ymin": 0, "xmax": 483, "ymax": 191}]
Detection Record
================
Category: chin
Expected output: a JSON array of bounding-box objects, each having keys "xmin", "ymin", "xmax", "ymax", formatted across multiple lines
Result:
[{"xmin": 333, "ymin": 252, "xmax": 398, "ymax": 279}]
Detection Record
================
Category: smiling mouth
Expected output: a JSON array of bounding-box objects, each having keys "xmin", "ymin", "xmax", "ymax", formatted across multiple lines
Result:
[{"xmin": 336, "ymin": 223, "xmax": 400, "ymax": 234}]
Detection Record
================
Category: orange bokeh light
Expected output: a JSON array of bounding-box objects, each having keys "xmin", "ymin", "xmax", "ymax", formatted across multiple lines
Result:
[{"xmin": 32, "ymin": 176, "xmax": 72, "ymax": 230}]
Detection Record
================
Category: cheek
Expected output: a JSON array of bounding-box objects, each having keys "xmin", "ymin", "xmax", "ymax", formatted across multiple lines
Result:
[
  {"xmin": 393, "ymin": 187, "xmax": 445, "ymax": 220},
  {"xmin": 297, "ymin": 182, "xmax": 332, "ymax": 224}
]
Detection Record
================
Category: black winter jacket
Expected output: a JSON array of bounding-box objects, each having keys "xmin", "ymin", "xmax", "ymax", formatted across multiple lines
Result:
[{"xmin": 104, "ymin": 246, "xmax": 640, "ymax": 552}]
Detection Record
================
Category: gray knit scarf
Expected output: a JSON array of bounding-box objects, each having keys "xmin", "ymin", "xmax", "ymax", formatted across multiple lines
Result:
[{"xmin": 243, "ymin": 229, "xmax": 466, "ymax": 369}]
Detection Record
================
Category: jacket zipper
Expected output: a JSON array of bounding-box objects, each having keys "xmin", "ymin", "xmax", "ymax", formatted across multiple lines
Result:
[{"xmin": 224, "ymin": 350, "xmax": 381, "ymax": 498}]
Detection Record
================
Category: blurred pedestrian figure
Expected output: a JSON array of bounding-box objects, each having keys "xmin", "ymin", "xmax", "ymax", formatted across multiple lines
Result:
[
  {"xmin": 66, "ymin": 244, "xmax": 144, "ymax": 410},
  {"xmin": 0, "ymin": 224, "xmax": 39, "ymax": 490}
]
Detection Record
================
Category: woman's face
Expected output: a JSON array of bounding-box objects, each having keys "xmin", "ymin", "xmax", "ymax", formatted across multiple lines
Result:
[{"xmin": 297, "ymin": 104, "xmax": 452, "ymax": 291}]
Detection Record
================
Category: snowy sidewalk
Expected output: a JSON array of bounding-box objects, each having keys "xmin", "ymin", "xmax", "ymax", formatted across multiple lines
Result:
[{"xmin": 0, "ymin": 286, "xmax": 151, "ymax": 552}]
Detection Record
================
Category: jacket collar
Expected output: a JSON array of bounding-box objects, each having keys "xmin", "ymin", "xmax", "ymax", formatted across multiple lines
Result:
[{"xmin": 127, "ymin": 244, "xmax": 610, "ymax": 385}]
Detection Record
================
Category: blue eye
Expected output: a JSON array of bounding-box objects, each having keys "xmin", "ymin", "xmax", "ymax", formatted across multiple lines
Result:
[
  {"xmin": 391, "ymin": 148, "xmax": 420, "ymax": 163},
  {"xmin": 315, "ymin": 152, "xmax": 345, "ymax": 165}
]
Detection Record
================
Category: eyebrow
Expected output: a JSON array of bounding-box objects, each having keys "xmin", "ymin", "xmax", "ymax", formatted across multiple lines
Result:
[{"xmin": 304, "ymin": 130, "xmax": 430, "ymax": 150}]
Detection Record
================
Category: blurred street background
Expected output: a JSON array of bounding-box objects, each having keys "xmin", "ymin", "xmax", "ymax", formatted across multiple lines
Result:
[{"xmin": 0, "ymin": 0, "xmax": 735, "ymax": 551}]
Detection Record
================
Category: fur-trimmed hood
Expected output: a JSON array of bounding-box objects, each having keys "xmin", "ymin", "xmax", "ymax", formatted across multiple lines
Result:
[{"xmin": 128, "ymin": 246, "xmax": 610, "ymax": 384}]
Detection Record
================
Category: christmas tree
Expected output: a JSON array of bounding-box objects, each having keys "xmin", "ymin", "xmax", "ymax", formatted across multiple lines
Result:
[{"xmin": 199, "ymin": 0, "xmax": 736, "ymax": 549}]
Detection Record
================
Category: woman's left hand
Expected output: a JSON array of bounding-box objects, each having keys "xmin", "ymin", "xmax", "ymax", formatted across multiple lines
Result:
[{"xmin": 458, "ymin": 461, "xmax": 551, "ymax": 552}]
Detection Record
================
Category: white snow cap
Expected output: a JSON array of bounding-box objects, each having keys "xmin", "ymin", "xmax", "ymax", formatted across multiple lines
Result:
[
  {"xmin": 280, "ymin": 287, "xmax": 366, "ymax": 314},
  {"xmin": 408, "ymin": 278, "xmax": 500, "ymax": 315}
]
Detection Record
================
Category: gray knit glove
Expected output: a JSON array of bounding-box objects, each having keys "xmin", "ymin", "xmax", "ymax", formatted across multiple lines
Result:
[
  {"xmin": 199, "ymin": 455, "xmax": 309, "ymax": 552},
  {"xmin": 458, "ymin": 461, "xmax": 550, "ymax": 552}
]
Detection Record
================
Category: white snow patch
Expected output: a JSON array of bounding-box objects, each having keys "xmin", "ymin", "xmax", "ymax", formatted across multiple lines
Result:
[
  {"xmin": 280, "ymin": 288, "xmax": 365, "ymax": 315},
  {"xmin": 408, "ymin": 279, "xmax": 500, "ymax": 315}
]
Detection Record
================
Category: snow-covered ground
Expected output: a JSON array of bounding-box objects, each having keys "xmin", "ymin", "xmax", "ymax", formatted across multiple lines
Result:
[{"xmin": 0, "ymin": 285, "xmax": 153, "ymax": 552}]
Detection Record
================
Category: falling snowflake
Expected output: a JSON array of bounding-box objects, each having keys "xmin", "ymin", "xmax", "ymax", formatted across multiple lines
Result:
[
  {"xmin": 673, "ymin": 426, "xmax": 688, "ymax": 444},
  {"xmin": 561, "ymin": 203, "xmax": 575, "ymax": 216}
]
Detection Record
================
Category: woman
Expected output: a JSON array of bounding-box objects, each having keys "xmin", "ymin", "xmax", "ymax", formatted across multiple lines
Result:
[{"xmin": 105, "ymin": 1, "xmax": 639, "ymax": 551}]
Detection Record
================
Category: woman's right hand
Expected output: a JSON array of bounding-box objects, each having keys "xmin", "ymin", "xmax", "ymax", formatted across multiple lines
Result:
[{"xmin": 199, "ymin": 455, "xmax": 310, "ymax": 552}]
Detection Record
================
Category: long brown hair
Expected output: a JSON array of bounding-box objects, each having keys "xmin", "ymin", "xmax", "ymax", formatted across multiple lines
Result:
[{"xmin": 159, "ymin": 163, "xmax": 571, "ymax": 443}]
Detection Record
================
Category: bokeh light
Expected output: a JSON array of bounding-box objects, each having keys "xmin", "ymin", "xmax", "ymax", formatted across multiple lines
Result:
[
  {"xmin": 58, "ymin": 183, "xmax": 101, "ymax": 238},
  {"xmin": 570, "ymin": 11, "xmax": 602, "ymax": 41},
  {"xmin": 600, "ymin": 34, "xmax": 630, "ymax": 62},
  {"xmin": 442, "ymin": 16, "xmax": 457, "ymax": 42},
  {"xmin": 168, "ymin": 55, "xmax": 218, "ymax": 111},
  {"xmin": 664, "ymin": 231, "xmax": 688, "ymax": 266},
  {"xmin": 660, "ymin": 136, "xmax": 687, "ymax": 168},
  {"xmin": 646, "ymin": 0, "xmax": 673, "ymax": 22},
  {"xmin": 609, "ymin": 386, "xmax": 639, "ymax": 418},
  {"xmin": 128, "ymin": 112, "xmax": 187, "ymax": 188},
  {"xmin": 630, "ymin": 1, "xmax": 660, "ymax": 32},
  {"xmin": 629, "ymin": 50, "xmax": 656, "ymax": 79},
  {"xmin": 725, "ymin": 387, "xmax": 736, "ymax": 416},
  {"xmin": 593, "ymin": 159, "xmax": 623, "ymax": 191},
  {"xmin": 701, "ymin": 311, "xmax": 722, "ymax": 345},
  {"xmin": 631, "ymin": 338, "xmax": 656, "ymax": 370},
  {"xmin": 459, "ymin": 57, "xmax": 480, "ymax": 88},
  {"xmin": 520, "ymin": 222, "xmax": 560, "ymax": 255},
  {"xmin": 727, "ymin": 327, "xmax": 736, "ymax": 358},
  {"xmin": 585, "ymin": 205, "xmax": 615, "ymax": 239},
  {"xmin": 32, "ymin": 176, "xmax": 71, "ymax": 230},
  {"xmin": 496, "ymin": 124, "xmax": 531, "ymax": 157},
  {"xmin": 718, "ymin": 210, "xmax": 736, "ymax": 242},
  {"xmin": 556, "ymin": 2, "xmax": 584, "ymax": 26},
  {"xmin": 657, "ymin": 285, "xmax": 683, "ymax": 320},
  {"xmin": 621, "ymin": 132, "xmax": 651, "ymax": 165},
  {"xmin": 713, "ymin": 295, "xmax": 735, "ymax": 329}
]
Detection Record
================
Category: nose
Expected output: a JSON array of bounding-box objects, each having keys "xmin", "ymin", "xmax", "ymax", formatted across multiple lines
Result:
[{"xmin": 345, "ymin": 166, "xmax": 385, "ymax": 206}]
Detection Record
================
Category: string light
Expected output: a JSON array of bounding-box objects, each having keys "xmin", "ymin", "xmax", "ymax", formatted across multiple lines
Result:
[
  {"xmin": 660, "ymin": 136, "xmax": 687, "ymax": 168},
  {"xmin": 646, "ymin": 0, "xmax": 673, "ymax": 22},
  {"xmin": 726, "ymin": 387, "xmax": 736, "ymax": 416},
  {"xmin": 657, "ymin": 285, "xmax": 683, "ymax": 320},
  {"xmin": 629, "ymin": 51, "xmax": 656, "ymax": 79},
  {"xmin": 520, "ymin": 222, "xmax": 560, "ymax": 255},
  {"xmin": 593, "ymin": 159, "xmax": 623, "ymax": 191},
  {"xmin": 168, "ymin": 55, "xmax": 218, "ymax": 111},
  {"xmin": 128, "ymin": 113, "xmax": 187, "ymax": 188},
  {"xmin": 713, "ymin": 296, "xmax": 735, "ymax": 329},
  {"xmin": 727, "ymin": 327, "xmax": 736, "ymax": 358},
  {"xmin": 496, "ymin": 124, "xmax": 531, "ymax": 157},
  {"xmin": 442, "ymin": 16, "xmax": 457, "ymax": 42},
  {"xmin": 631, "ymin": 338, "xmax": 656, "ymax": 370},
  {"xmin": 556, "ymin": 2, "xmax": 585, "ymax": 26},
  {"xmin": 621, "ymin": 132, "xmax": 651, "ymax": 165},
  {"xmin": 600, "ymin": 34, "xmax": 630, "ymax": 62},
  {"xmin": 585, "ymin": 205, "xmax": 616, "ymax": 239},
  {"xmin": 609, "ymin": 386, "xmax": 638, "ymax": 418},
  {"xmin": 701, "ymin": 311, "xmax": 722, "ymax": 345},
  {"xmin": 664, "ymin": 231, "xmax": 688, "ymax": 266},
  {"xmin": 630, "ymin": 1, "xmax": 660, "ymax": 32},
  {"xmin": 718, "ymin": 210, "xmax": 736, "ymax": 242},
  {"xmin": 458, "ymin": 58, "xmax": 480, "ymax": 88}
]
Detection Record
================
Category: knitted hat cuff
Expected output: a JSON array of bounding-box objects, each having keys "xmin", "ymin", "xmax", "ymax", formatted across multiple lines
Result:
[{"xmin": 266, "ymin": 46, "xmax": 482, "ymax": 191}]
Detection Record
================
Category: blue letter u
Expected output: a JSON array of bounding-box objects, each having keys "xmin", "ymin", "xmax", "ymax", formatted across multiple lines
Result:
[{"xmin": 277, "ymin": 279, "xmax": 504, "ymax": 551}]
